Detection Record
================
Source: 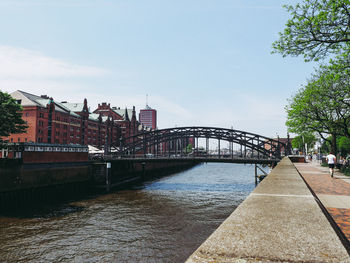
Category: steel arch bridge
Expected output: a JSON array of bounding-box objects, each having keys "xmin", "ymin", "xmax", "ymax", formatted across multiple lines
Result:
[{"xmin": 111, "ymin": 126, "xmax": 290, "ymax": 160}]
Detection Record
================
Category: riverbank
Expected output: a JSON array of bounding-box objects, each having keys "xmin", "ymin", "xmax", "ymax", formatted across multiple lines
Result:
[
  {"xmin": 0, "ymin": 163, "xmax": 257, "ymax": 262},
  {"xmin": 186, "ymin": 157, "xmax": 350, "ymax": 262},
  {"xmin": 0, "ymin": 159, "xmax": 199, "ymax": 210}
]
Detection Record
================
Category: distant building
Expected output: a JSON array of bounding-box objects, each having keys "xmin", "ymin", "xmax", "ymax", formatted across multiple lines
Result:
[
  {"xmin": 2, "ymin": 91, "xmax": 145, "ymax": 150},
  {"xmin": 139, "ymin": 104, "xmax": 157, "ymax": 130},
  {"xmin": 264, "ymin": 137, "xmax": 293, "ymax": 156},
  {"xmin": 93, "ymin": 103, "xmax": 141, "ymax": 140}
]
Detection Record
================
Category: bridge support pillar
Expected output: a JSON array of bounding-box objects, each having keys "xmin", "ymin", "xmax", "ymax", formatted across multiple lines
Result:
[{"xmin": 206, "ymin": 138, "xmax": 209, "ymax": 157}]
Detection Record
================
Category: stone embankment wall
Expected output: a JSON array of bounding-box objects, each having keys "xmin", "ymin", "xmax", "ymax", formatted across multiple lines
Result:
[
  {"xmin": 91, "ymin": 159, "xmax": 199, "ymax": 190},
  {"xmin": 0, "ymin": 158, "xmax": 199, "ymax": 210},
  {"xmin": 186, "ymin": 157, "xmax": 350, "ymax": 262}
]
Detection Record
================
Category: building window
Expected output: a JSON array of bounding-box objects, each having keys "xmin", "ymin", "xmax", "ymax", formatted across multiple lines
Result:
[
  {"xmin": 18, "ymin": 138, "xmax": 20, "ymax": 142},
  {"xmin": 25, "ymin": 138, "xmax": 28, "ymax": 142},
  {"xmin": 11, "ymin": 138, "xmax": 13, "ymax": 142}
]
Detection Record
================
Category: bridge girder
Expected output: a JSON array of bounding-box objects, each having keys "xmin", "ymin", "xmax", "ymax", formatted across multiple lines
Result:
[{"xmin": 111, "ymin": 126, "xmax": 287, "ymax": 159}]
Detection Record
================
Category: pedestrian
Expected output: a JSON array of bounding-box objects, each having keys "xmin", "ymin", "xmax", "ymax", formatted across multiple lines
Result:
[{"xmin": 326, "ymin": 152, "xmax": 336, "ymax": 178}]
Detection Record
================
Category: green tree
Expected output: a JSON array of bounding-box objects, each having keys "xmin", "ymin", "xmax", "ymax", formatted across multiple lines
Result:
[
  {"xmin": 0, "ymin": 91, "xmax": 27, "ymax": 144},
  {"xmin": 285, "ymin": 63, "xmax": 350, "ymax": 154},
  {"xmin": 339, "ymin": 136, "xmax": 350, "ymax": 156},
  {"xmin": 184, "ymin": 143, "xmax": 193, "ymax": 154},
  {"xmin": 321, "ymin": 136, "xmax": 350, "ymax": 156},
  {"xmin": 292, "ymin": 133, "xmax": 317, "ymax": 152},
  {"xmin": 272, "ymin": 0, "xmax": 350, "ymax": 61}
]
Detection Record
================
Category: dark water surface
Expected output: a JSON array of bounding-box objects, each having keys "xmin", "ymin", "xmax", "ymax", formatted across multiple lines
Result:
[{"xmin": 0, "ymin": 163, "xmax": 259, "ymax": 263}]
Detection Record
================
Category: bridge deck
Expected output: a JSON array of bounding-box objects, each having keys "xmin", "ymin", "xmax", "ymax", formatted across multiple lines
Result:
[{"xmin": 101, "ymin": 156, "xmax": 279, "ymax": 165}]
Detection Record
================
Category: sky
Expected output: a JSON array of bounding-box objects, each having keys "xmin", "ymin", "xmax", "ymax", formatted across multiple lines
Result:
[{"xmin": 0, "ymin": 0, "xmax": 318, "ymax": 139}]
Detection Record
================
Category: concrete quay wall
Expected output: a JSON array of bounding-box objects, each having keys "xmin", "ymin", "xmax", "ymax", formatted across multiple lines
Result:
[
  {"xmin": 91, "ymin": 159, "xmax": 200, "ymax": 190},
  {"xmin": 0, "ymin": 159, "xmax": 199, "ymax": 209},
  {"xmin": 0, "ymin": 161, "xmax": 91, "ymax": 210},
  {"xmin": 186, "ymin": 157, "xmax": 350, "ymax": 262}
]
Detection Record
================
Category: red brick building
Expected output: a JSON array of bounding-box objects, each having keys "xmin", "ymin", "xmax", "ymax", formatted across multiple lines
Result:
[
  {"xmin": 139, "ymin": 105, "xmax": 157, "ymax": 130},
  {"xmin": 93, "ymin": 103, "xmax": 145, "ymax": 144},
  {"xmin": 3, "ymin": 90, "xmax": 144, "ymax": 150}
]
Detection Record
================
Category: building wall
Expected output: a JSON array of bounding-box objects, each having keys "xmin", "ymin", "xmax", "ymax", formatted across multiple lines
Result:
[
  {"xmin": 5, "ymin": 104, "xmax": 120, "ymax": 148},
  {"xmin": 94, "ymin": 103, "xmax": 123, "ymax": 120},
  {"xmin": 5, "ymin": 93, "xmax": 140, "ymax": 150},
  {"xmin": 139, "ymin": 109, "xmax": 157, "ymax": 130},
  {"xmin": 9, "ymin": 106, "xmax": 38, "ymax": 143}
]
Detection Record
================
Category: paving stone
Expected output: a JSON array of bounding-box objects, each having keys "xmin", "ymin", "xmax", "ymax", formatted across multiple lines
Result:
[{"xmin": 294, "ymin": 161, "xmax": 350, "ymax": 251}]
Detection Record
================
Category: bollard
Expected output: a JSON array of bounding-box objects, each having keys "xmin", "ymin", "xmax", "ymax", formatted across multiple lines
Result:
[{"xmin": 106, "ymin": 162, "xmax": 111, "ymax": 192}]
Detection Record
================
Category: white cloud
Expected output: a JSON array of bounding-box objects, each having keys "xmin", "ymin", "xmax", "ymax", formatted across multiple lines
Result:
[{"xmin": 0, "ymin": 45, "xmax": 108, "ymax": 79}]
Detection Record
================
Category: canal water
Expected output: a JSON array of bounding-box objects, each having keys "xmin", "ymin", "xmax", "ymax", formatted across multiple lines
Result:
[{"xmin": 0, "ymin": 163, "xmax": 260, "ymax": 263}]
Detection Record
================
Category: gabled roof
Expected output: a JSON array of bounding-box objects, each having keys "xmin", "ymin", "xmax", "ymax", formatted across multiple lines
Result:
[
  {"xmin": 11, "ymin": 90, "xmax": 43, "ymax": 107},
  {"xmin": 88, "ymin": 113, "xmax": 100, "ymax": 121},
  {"xmin": 10, "ymin": 90, "xmax": 80, "ymax": 117},
  {"xmin": 61, "ymin": 102, "xmax": 85, "ymax": 112},
  {"xmin": 112, "ymin": 108, "xmax": 133, "ymax": 121}
]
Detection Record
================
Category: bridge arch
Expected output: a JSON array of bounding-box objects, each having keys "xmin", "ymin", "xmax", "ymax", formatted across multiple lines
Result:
[{"xmin": 111, "ymin": 127, "xmax": 289, "ymax": 159}]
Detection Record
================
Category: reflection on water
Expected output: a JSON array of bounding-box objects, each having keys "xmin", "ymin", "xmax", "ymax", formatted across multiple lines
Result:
[{"xmin": 0, "ymin": 163, "xmax": 259, "ymax": 263}]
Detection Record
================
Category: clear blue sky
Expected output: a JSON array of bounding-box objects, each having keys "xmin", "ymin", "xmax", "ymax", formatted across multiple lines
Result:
[{"xmin": 0, "ymin": 0, "xmax": 317, "ymax": 138}]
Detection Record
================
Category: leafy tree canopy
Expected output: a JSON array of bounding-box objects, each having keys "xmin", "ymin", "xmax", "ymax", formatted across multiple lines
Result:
[
  {"xmin": 285, "ymin": 61, "xmax": 350, "ymax": 153},
  {"xmin": 339, "ymin": 136, "xmax": 350, "ymax": 156},
  {"xmin": 291, "ymin": 133, "xmax": 317, "ymax": 150},
  {"xmin": 0, "ymin": 91, "xmax": 27, "ymax": 143},
  {"xmin": 321, "ymin": 135, "xmax": 350, "ymax": 155},
  {"xmin": 272, "ymin": 0, "xmax": 350, "ymax": 61}
]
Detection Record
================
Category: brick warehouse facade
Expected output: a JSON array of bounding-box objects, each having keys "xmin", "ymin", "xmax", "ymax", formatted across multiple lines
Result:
[{"xmin": 4, "ymin": 90, "xmax": 144, "ymax": 149}]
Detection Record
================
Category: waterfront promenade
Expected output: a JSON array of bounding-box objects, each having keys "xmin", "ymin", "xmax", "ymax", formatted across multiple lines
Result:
[
  {"xmin": 295, "ymin": 161, "xmax": 350, "ymax": 250},
  {"xmin": 186, "ymin": 157, "xmax": 350, "ymax": 262}
]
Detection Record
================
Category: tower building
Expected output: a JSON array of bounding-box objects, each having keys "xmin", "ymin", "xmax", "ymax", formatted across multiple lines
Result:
[{"xmin": 139, "ymin": 104, "xmax": 157, "ymax": 130}]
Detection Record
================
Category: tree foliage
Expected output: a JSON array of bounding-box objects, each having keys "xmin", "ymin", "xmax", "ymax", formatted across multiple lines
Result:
[
  {"xmin": 0, "ymin": 91, "xmax": 27, "ymax": 143},
  {"xmin": 272, "ymin": 0, "xmax": 350, "ymax": 61},
  {"xmin": 321, "ymin": 135, "xmax": 350, "ymax": 155},
  {"xmin": 339, "ymin": 136, "xmax": 350, "ymax": 156},
  {"xmin": 285, "ymin": 61, "xmax": 350, "ymax": 153},
  {"xmin": 291, "ymin": 133, "xmax": 317, "ymax": 150}
]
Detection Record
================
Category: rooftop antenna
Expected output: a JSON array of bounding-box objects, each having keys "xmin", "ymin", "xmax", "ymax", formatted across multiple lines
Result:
[{"xmin": 146, "ymin": 94, "xmax": 151, "ymax": 109}]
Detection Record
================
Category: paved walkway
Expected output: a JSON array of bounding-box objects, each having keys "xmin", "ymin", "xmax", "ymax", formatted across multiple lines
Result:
[
  {"xmin": 186, "ymin": 157, "xmax": 350, "ymax": 262},
  {"xmin": 294, "ymin": 161, "xmax": 350, "ymax": 248}
]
